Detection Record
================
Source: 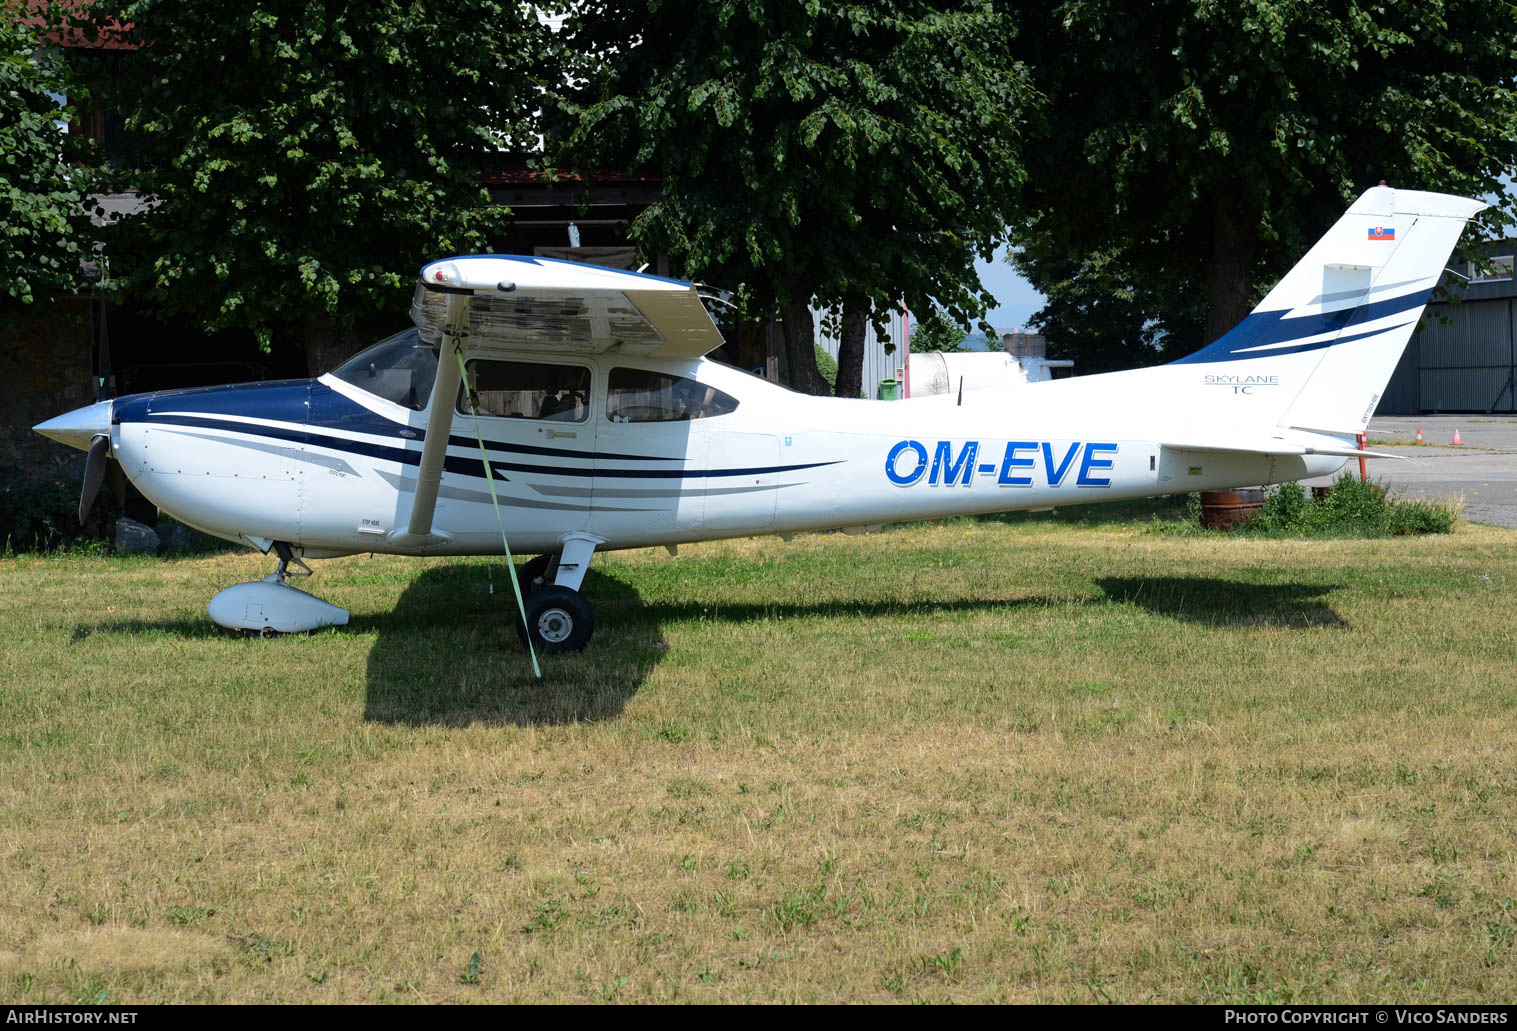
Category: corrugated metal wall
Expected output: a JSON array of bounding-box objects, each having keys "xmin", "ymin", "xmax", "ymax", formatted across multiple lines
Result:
[
  {"xmin": 812, "ymin": 306, "xmax": 910, "ymax": 399},
  {"xmin": 1379, "ymin": 329, "xmax": 1421, "ymax": 414},
  {"xmin": 1418, "ymin": 299, "xmax": 1514, "ymax": 412},
  {"xmin": 1380, "ymin": 297, "xmax": 1517, "ymax": 413}
]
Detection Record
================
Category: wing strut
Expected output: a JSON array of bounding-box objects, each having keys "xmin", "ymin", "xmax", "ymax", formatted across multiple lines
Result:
[
  {"xmin": 454, "ymin": 350, "xmax": 542, "ymax": 680},
  {"xmin": 390, "ymin": 293, "xmax": 469, "ymax": 547}
]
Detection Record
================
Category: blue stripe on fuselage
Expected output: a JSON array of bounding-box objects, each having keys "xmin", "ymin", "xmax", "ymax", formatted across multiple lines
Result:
[
  {"xmin": 118, "ymin": 380, "xmax": 837, "ymax": 482},
  {"xmin": 1169, "ymin": 288, "xmax": 1431, "ymax": 365}
]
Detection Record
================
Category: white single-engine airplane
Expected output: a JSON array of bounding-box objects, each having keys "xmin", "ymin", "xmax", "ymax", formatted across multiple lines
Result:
[{"xmin": 37, "ymin": 185, "xmax": 1484, "ymax": 656}]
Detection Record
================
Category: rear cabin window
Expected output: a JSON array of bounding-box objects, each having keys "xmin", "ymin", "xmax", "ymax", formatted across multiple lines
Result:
[
  {"xmin": 606, "ymin": 368, "xmax": 739, "ymax": 423},
  {"xmin": 459, "ymin": 360, "xmax": 591, "ymax": 422}
]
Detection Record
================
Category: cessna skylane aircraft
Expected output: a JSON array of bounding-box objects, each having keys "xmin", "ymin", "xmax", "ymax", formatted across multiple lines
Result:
[{"xmin": 36, "ymin": 185, "xmax": 1485, "ymax": 661}]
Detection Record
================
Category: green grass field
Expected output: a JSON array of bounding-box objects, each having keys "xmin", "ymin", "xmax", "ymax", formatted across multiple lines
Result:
[{"xmin": 2, "ymin": 502, "xmax": 1515, "ymax": 1003}]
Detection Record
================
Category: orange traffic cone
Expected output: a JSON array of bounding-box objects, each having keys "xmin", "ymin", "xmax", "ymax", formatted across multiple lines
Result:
[
  {"xmin": 1452, "ymin": 428, "xmax": 1463, "ymax": 446},
  {"xmin": 1416, "ymin": 427, "xmax": 1423, "ymax": 443}
]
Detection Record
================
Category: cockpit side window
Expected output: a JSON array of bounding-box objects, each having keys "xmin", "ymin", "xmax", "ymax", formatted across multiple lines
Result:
[
  {"xmin": 331, "ymin": 328, "xmax": 439, "ymax": 411},
  {"xmin": 459, "ymin": 359, "xmax": 591, "ymax": 423},
  {"xmin": 606, "ymin": 368, "xmax": 739, "ymax": 422}
]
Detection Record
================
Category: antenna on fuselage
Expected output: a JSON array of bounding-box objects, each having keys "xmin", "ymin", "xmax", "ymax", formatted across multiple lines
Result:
[{"xmin": 956, "ymin": 376, "xmax": 963, "ymax": 407}]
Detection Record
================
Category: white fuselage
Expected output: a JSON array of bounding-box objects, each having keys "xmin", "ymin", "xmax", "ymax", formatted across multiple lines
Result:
[{"xmin": 110, "ymin": 353, "xmax": 1345, "ymax": 559}]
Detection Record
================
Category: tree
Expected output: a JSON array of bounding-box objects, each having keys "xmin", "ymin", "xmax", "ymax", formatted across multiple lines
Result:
[
  {"xmin": 557, "ymin": 1, "xmax": 1030, "ymax": 397},
  {"xmin": 910, "ymin": 304, "xmax": 968, "ymax": 353},
  {"xmin": 90, "ymin": 0, "xmax": 555, "ymax": 371},
  {"xmin": 1012, "ymin": 1, "xmax": 1517, "ymax": 359},
  {"xmin": 1012, "ymin": 242, "xmax": 1205, "ymax": 374},
  {"xmin": 0, "ymin": 10, "xmax": 95, "ymax": 308}
]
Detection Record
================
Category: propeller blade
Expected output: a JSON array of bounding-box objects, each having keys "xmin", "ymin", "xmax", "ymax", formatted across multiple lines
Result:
[{"xmin": 79, "ymin": 434, "xmax": 109, "ymax": 524}]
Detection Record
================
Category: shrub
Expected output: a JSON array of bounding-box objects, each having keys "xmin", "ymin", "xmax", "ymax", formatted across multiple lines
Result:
[
  {"xmin": 1387, "ymin": 499, "xmax": 1458, "ymax": 536},
  {"xmin": 1253, "ymin": 480, "xmax": 1308, "ymax": 532},
  {"xmin": 813, "ymin": 343, "xmax": 838, "ymax": 391},
  {"xmin": 0, "ymin": 479, "xmax": 117, "ymax": 554},
  {"xmin": 1223, "ymin": 474, "xmax": 1457, "ymax": 538}
]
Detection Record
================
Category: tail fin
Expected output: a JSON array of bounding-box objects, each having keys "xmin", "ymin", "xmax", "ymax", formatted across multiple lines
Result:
[{"xmin": 1170, "ymin": 186, "xmax": 1486, "ymax": 437}]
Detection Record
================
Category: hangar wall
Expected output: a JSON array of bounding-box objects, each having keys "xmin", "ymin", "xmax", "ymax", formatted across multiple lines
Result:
[{"xmin": 1377, "ymin": 250, "xmax": 1517, "ymax": 415}]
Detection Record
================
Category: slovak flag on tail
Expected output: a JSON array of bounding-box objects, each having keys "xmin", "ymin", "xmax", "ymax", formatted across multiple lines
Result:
[{"xmin": 1369, "ymin": 226, "xmax": 1395, "ymax": 240}]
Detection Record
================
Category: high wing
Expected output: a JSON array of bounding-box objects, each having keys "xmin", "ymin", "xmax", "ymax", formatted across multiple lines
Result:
[
  {"xmin": 396, "ymin": 256, "xmax": 727, "ymax": 545},
  {"xmin": 411, "ymin": 255, "xmax": 725, "ymax": 359}
]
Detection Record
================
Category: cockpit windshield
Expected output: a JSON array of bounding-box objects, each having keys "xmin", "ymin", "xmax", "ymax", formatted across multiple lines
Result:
[{"xmin": 330, "ymin": 328, "xmax": 439, "ymax": 411}]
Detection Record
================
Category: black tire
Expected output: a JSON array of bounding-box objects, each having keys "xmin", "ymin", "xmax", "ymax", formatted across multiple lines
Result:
[
  {"xmin": 516, "ymin": 585, "xmax": 594, "ymax": 653},
  {"xmin": 517, "ymin": 553, "xmax": 557, "ymax": 598}
]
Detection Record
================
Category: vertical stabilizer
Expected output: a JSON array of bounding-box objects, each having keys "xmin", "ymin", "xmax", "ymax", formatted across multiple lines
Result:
[{"xmin": 1168, "ymin": 186, "xmax": 1485, "ymax": 439}]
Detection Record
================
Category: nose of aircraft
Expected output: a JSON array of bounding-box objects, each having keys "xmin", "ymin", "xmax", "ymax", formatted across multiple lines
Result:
[{"xmin": 34, "ymin": 399, "xmax": 113, "ymax": 452}]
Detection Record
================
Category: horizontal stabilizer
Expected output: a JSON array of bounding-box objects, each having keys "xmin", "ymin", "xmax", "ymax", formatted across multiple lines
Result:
[{"xmin": 1160, "ymin": 440, "xmax": 1412, "ymax": 461}]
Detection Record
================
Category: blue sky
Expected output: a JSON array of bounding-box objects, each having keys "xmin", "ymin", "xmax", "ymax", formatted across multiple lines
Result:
[{"xmin": 973, "ymin": 244, "xmax": 1045, "ymax": 330}]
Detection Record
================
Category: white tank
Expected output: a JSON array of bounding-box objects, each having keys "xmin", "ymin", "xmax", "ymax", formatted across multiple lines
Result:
[{"xmin": 908, "ymin": 352, "xmax": 1073, "ymax": 398}]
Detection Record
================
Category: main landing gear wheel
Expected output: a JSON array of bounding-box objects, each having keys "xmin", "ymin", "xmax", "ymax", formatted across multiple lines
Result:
[
  {"xmin": 517, "ymin": 553, "xmax": 558, "ymax": 598},
  {"xmin": 516, "ymin": 585, "xmax": 594, "ymax": 654}
]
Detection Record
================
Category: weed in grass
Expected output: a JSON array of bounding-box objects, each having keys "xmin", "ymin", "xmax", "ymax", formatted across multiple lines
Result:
[
  {"xmin": 233, "ymin": 933, "xmax": 294, "ymax": 964},
  {"xmin": 524, "ymin": 899, "xmax": 566, "ymax": 934},
  {"xmin": 167, "ymin": 905, "xmax": 216, "ymax": 926},
  {"xmin": 917, "ymin": 946, "xmax": 965, "ymax": 982},
  {"xmin": 765, "ymin": 885, "xmax": 823, "ymax": 934}
]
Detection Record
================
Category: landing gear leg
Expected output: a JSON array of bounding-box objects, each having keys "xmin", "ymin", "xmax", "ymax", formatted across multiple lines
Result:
[
  {"xmin": 272, "ymin": 540, "xmax": 313, "ymax": 583},
  {"xmin": 515, "ymin": 532, "xmax": 604, "ymax": 654}
]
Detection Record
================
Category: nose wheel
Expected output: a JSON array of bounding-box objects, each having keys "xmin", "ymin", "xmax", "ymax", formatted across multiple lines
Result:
[{"xmin": 516, "ymin": 585, "xmax": 594, "ymax": 653}]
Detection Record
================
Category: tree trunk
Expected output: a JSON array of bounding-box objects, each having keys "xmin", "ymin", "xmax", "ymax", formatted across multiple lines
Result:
[
  {"xmin": 834, "ymin": 294, "xmax": 870, "ymax": 399},
  {"xmin": 1204, "ymin": 195, "xmax": 1259, "ymax": 344},
  {"xmin": 780, "ymin": 294, "xmax": 829, "ymax": 396},
  {"xmin": 302, "ymin": 319, "xmax": 365, "ymax": 378}
]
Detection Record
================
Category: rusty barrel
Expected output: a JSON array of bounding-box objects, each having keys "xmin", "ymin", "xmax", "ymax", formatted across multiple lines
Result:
[{"xmin": 1199, "ymin": 488, "xmax": 1264, "ymax": 530}]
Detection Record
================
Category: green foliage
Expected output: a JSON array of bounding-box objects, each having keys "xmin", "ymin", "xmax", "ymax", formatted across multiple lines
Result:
[
  {"xmin": 0, "ymin": 480, "xmax": 112, "ymax": 554},
  {"xmin": 1012, "ymin": 1, "xmax": 1517, "ymax": 361},
  {"xmin": 1242, "ymin": 476, "xmax": 1456, "ymax": 538},
  {"xmin": 1388, "ymin": 500, "xmax": 1459, "ymax": 537},
  {"xmin": 1184, "ymin": 492, "xmax": 1202, "ymax": 525},
  {"xmin": 90, "ymin": 0, "xmax": 556, "ymax": 333},
  {"xmin": 559, "ymin": 1, "xmax": 1031, "ymax": 384},
  {"xmin": 911, "ymin": 305, "xmax": 968, "ymax": 353},
  {"xmin": 812, "ymin": 343, "xmax": 838, "ymax": 391},
  {"xmin": 1014, "ymin": 245, "xmax": 1205, "ymax": 372},
  {"xmin": 1254, "ymin": 481, "xmax": 1310, "ymax": 533},
  {"xmin": 0, "ymin": 16, "xmax": 96, "ymax": 306}
]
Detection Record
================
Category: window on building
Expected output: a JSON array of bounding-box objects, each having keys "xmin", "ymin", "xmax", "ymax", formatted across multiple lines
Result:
[
  {"xmin": 460, "ymin": 359, "xmax": 591, "ymax": 422},
  {"xmin": 606, "ymin": 368, "xmax": 739, "ymax": 422},
  {"xmin": 1470, "ymin": 255, "xmax": 1514, "ymax": 283}
]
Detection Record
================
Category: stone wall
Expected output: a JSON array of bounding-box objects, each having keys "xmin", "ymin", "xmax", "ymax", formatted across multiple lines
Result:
[{"xmin": 0, "ymin": 299, "xmax": 95, "ymax": 487}]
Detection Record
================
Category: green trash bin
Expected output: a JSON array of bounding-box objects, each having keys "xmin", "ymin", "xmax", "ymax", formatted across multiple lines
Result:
[{"xmin": 879, "ymin": 378, "xmax": 900, "ymax": 400}]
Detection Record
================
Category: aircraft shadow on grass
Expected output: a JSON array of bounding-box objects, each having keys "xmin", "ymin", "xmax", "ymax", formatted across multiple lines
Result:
[
  {"xmin": 67, "ymin": 570, "xmax": 1344, "ymax": 728},
  {"xmin": 69, "ymin": 618, "xmax": 223, "ymax": 642},
  {"xmin": 358, "ymin": 564, "xmax": 1076, "ymax": 727},
  {"xmin": 1095, "ymin": 576, "xmax": 1349, "ymax": 629},
  {"xmin": 360, "ymin": 564, "xmax": 661, "ymax": 727}
]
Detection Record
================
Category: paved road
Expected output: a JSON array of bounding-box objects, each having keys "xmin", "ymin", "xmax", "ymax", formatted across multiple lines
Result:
[{"xmin": 1301, "ymin": 415, "xmax": 1517, "ymax": 527}]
